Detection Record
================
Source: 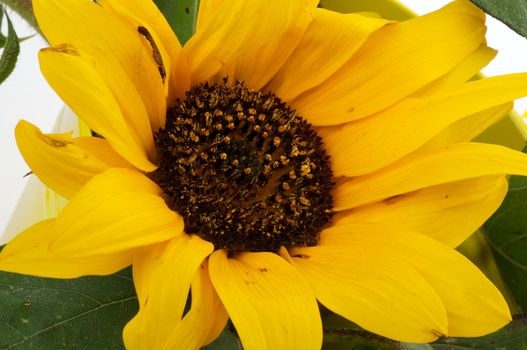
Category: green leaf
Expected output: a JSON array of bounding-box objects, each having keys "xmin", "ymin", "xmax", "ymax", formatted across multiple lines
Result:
[
  {"xmin": 323, "ymin": 328, "xmax": 399, "ymax": 350},
  {"xmin": 469, "ymin": 0, "xmax": 527, "ymax": 39},
  {"xmin": 153, "ymin": 0, "xmax": 198, "ymax": 45},
  {"xmin": 0, "ymin": 0, "xmax": 39, "ymax": 34},
  {"xmin": 203, "ymin": 324, "xmax": 243, "ymax": 350},
  {"xmin": 0, "ymin": 6, "xmax": 7, "ymax": 49},
  {"xmin": 321, "ymin": 306, "xmax": 398, "ymax": 349},
  {"xmin": 400, "ymin": 314, "xmax": 527, "ymax": 350},
  {"xmin": 18, "ymin": 33, "xmax": 37, "ymax": 43},
  {"xmin": 321, "ymin": 309, "xmax": 527, "ymax": 349},
  {"xmin": 0, "ymin": 7, "xmax": 20, "ymax": 84},
  {"xmin": 483, "ymin": 145, "xmax": 527, "ymax": 311},
  {"xmin": 0, "ymin": 268, "xmax": 138, "ymax": 349},
  {"xmin": 0, "ymin": 8, "xmax": 33, "ymax": 50}
]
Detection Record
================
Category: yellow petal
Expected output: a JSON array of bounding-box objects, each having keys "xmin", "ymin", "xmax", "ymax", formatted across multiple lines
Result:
[
  {"xmin": 15, "ymin": 120, "xmax": 121, "ymax": 199},
  {"xmin": 72, "ymin": 136, "xmax": 135, "ymax": 169},
  {"xmin": 106, "ymin": 0, "xmax": 179, "ymax": 51},
  {"xmin": 267, "ymin": 10, "xmax": 387, "ymax": 102},
  {"xmin": 106, "ymin": 0, "xmax": 189, "ymax": 102},
  {"xmin": 129, "ymin": 243, "xmax": 164, "ymax": 308},
  {"xmin": 334, "ymin": 142, "xmax": 527, "ymax": 211},
  {"xmin": 334, "ymin": 175, "xmax": 507, "ymax": 247},
  {"xmin": 289, "ymin": 226, "xmax": 448, "ymax": 343},
  {"xmin": 185, "ymin": 0, "xmax": 317, "ymax": 88},
  {"xmin": 209, "ymin": 250, "xmax": 322, "ymax": 350},
  {"xmin": 0, "ymin": 220, "xmax": 134, "ymax": 278},
  {"xmin": 75, "ymin": 47, "xmax": 157, "ymax": 156},
  {"xmin": 33, "ymin": 0, "xmax": 166, "ymax": 134},
  {"xmin": 83, "ymin": 49, "xmax": 158, "ymax": 152},
  {"xmin": 48, "ymin": 168, "xmax": 184, "ymax": 256},
  {"xmin": 415, "ymin": 45, "xmax": 497, "ymax": 97},
  {"xmin": 123, "ymin": 235, "xmax": 213, "ymax": 350},
  {"xmin": 195, "ymin": 0, "xmax": 219, "ymax": 32},
  {"xmin": 39, "ymin": 46, "xmax": 156, "ymax": 172},
  {"xmin": 322, "ymin": 222, "xmax": 511, "ymax": 337},
  {"xmin": 164, "ymin": 259, "xmax": 229, "ymax": 349},
  {"xmin": 292, "ymin": 0, "xmax": 486, "ymax": 125},
  {"xmin": 419, "ymin": 103, "xmax": 512, "ymax": 151},
  {"xmin": 322, "ymin": 73, "xmax": 527, "ymax": 177}
]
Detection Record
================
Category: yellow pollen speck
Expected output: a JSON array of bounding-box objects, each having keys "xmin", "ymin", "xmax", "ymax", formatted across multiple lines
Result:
[
  {"xmin": 47, "ymin": 43, "xmax": 80, "ymax": 55},
  {"xmin": 262, "ymin": 99, "xmax": 271, "ymax": 110},
  {"xmin": 300, "ymin": 196, "xmax": 311, "ymax": 206},
  {"xmin": 290, "ymin": 145, "xmax": 299, "ymax": 157}
]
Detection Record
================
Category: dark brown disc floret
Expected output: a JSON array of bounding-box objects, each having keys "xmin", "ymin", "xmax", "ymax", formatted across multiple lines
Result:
[{"xmin": 151, "ymin": 79, "xmax": 334, "ymax": 252}]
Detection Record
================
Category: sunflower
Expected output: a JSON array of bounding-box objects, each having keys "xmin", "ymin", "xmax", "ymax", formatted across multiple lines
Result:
[{"xmin": 4, "ymin": 0, "xmax": 527, "ymax": 348}]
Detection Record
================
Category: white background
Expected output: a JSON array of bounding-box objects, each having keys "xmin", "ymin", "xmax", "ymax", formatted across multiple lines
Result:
[{"xmin": 1, "ymin": 0, "xmax": 527, "ymax": 234}]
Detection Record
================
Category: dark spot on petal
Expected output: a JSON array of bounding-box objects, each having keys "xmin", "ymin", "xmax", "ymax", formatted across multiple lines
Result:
[{"xmin": 138, "ymin": 26, "xmax": 166, "ymax": 82}]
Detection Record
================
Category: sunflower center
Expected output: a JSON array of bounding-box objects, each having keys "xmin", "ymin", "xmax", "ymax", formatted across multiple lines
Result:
[{"xmin": 151, "ymin": 80, "xmax": 334, "ymax": 252}]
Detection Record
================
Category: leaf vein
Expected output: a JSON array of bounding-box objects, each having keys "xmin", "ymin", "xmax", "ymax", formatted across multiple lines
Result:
[{"xmin": 0, "ymin": 296, "xmax": 137, "ymax": 349}]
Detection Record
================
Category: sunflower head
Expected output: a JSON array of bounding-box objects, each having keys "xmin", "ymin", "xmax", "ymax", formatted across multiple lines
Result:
[
  {"xmin": 152, "ymin": 79, "xmax": 334, "ymax": 252},
  {"xmin": 3, "ymin": 0, "xmax": 527, "ymax": 349}
]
